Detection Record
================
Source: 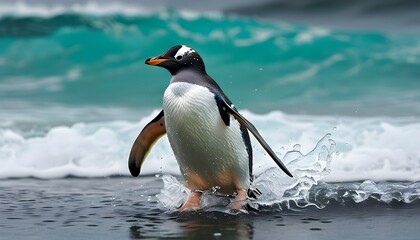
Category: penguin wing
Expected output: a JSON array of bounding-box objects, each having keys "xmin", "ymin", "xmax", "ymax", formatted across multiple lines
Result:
[
  {"xmin": 220, "ymin": 99, "xmax": 293, "ymax": 178},
  {"xmin": 128, "ymin": 110, "xmax": 166, "ymax": 177},
  {"xmin": 214, "ymin": 94, "xmax": 231, "ymax": 126}
]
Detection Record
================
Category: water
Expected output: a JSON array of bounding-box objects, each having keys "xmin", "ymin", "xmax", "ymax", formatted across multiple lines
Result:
[
  {"xmin": 1, "ymin": 1, "xmax": 420, "ymax": 238},
  {"xmin": 1, "ymin": 177, "xmax": 420, "ymax": 239},
  {"xmin": 1, "ymin": 7, "xmax": 420, "ymax": 116}
]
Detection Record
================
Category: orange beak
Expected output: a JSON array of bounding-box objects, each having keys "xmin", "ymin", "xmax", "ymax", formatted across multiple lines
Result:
[{"xmin": 145, "ymin": 57, "xmax": 169, "ymax": 66}]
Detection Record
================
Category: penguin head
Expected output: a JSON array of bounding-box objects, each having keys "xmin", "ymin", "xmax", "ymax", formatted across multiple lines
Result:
[{"xmin": 145, "ymin": 45, "xmax": 206, "ymax": 75}]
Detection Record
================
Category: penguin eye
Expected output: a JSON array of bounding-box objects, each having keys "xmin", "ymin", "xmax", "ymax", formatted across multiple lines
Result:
[{"xmin": 176, "ymin": 55, "xmax": 183, "ymax": 61}]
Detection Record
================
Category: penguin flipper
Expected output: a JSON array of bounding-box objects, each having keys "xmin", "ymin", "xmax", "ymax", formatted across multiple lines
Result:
[
  {"xmin": 222, "ymin": 101, "xmax": 293, "ymax": 178},
  {"xmin": 214, "ymin": 95, "xmax": 230, "ymax": 126},
  {"xmin": 128, "ymin": 110, "xmax": 166, "ymax": 177}
]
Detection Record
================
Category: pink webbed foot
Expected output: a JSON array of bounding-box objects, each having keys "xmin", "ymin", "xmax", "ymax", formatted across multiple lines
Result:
[
  {"xmin": 231, "ymin": 189, "xmax": 247, "ymax": 210},
  {"xmin": 177, "ymin": 191, "xmax": 202, "ymax": 212}
]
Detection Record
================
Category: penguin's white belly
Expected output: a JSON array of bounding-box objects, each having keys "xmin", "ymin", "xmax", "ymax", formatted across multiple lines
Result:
[{"xmin": 163, "ymin": 82, "xmax": 250, "ymax": 194}]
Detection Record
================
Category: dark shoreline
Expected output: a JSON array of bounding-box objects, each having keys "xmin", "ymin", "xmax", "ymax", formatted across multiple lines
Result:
[{"xmin": 1, "ymin": 177, "xmax": 420, "ymax": 239}]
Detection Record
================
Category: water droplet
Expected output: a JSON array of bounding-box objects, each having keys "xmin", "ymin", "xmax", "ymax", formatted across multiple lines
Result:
[
  {"xmin": 333, "ymin": 127, "xmax": 337, "ymax": 131},
  {"xmin": 211, "ymin": 186, "xmax": 220, "ymax": 193},
  {"xmin": 259, "ymin": 68, "xmax": 263, "ymax": 71},
  {"xmin": 293, "ymin": 144, "xmax": 301, "ymax": 151}
]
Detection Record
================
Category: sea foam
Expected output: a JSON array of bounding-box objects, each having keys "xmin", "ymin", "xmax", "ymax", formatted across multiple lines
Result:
[
  {"xmin": 0, "ymin": 2, "xmax": 152, "ymax": 17},
  {"xmin": 1, "ymin": 110, "xmax": 419, "ymax": 182}
]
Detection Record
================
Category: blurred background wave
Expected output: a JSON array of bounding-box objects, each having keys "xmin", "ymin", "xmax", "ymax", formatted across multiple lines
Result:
[{"xmin": 0, "ymin": 0, "xmax": 419, "ymax": 180}]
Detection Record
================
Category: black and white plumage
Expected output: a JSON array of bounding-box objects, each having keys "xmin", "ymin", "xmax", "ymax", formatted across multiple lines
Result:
[{"xmin": 128, "ymin": 45, "xmax": 292, "ymax": 210}]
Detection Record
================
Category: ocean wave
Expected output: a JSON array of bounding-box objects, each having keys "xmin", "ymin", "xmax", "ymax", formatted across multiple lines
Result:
[
  {"xmin": 0, "ymin": 2, "xmax": 153, "ymax": 18},
  {"xmin": 2, "ymin": 0, "xmax": 420, "ymax": 20},
  {"xmin": 1, "ymin": 110, "xmax": 419, "ymax": 182},
  {"xmin": 1, "ymin": 8, "xmax": 419, "ymax": 116},
  {"xmin": 0, "ymin": 68, "xmax": 80, "ymax": 93},
  {"xmin": 0, "ymin": 1, "xmax": 227, "ymax": 20}
]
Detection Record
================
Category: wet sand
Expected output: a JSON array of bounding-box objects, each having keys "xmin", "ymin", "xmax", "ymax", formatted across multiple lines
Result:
[{"xmin": 1, "ymin": 177, "xmax": 419, "ymax": 239}]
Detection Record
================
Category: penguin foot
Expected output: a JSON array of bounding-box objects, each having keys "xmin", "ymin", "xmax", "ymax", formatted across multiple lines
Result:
[
  {"xmin": 231, "ymin": 189, "xmax": 247, "ymax": 210},
  {"xmin": 177, "ymin": 191, "xmax": 202, "ymax": 212}
]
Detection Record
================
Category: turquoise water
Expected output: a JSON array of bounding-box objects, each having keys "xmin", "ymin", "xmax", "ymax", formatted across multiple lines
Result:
[
  {"xmin": 1, "ymin": 6, "xmax": 420, "ymax": 185},
  {"xmin": 1, "ymin": 10, "xmax": 420, "ymax": 117},
  {"xmin": 1, "ymin": 4, "xmax": 420, "ymax": 239}
]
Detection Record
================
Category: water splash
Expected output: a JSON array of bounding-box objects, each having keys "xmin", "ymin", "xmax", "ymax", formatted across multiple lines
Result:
[
  {"xmin": 251, "ymin": 134, "xmax": 335, "ymax": 209},
  {"xmin": 156, "ymin": 175, "xmax": 238, "ymax": 213},
  {"xmin": 156, "ymin": 134, "xmax": 336, "ymax": 213},
  {"xmin": 300, "ymin": 180, "xmax": 420, "ymax": 208},
  {"xmin": 156, "ymin": 175, "xmax": 189, "ymax": 211}
]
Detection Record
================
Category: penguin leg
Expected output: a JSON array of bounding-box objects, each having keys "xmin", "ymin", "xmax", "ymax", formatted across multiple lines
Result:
[
  {"xmin": 177, "ymin": 191, "xmax": 202, "ymax": 212},
  {"xmin": 232, "ymin": 189, "xmax": 247, "ymax": 210}
]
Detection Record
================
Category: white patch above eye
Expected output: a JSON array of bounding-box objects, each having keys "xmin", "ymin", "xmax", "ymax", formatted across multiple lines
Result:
[{"xmin": 174, "ymin": 45, "xmax": 196, "ymax": 59}]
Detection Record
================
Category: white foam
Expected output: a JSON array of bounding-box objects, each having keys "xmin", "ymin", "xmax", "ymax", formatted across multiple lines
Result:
[
  {"xmin": 295, "ymin": 27, "xmax": 330, "ymax": 44},
  {"xmin": 0, "ymin": 69, "xmax": 81, "ymax": 93},
  {"xmin": 0, "ymin": 1, "xmax": 223, "ymax": 18},
  {"xmin": 0, "ymin": 1, "xmax": 151, "ymax": 17},
  {"xmin": 1, "ymin": 109, "xmax": 420, "ymax": 182},
  {"xmin": 0, "ymin": 110, "xmax": 178, "ymax": 179}
]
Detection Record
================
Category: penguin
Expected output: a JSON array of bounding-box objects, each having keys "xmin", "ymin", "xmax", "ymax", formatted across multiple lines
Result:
[{"xmin": 129, "ymin": 45, "xmax": 293, "ymax": 211}]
